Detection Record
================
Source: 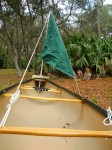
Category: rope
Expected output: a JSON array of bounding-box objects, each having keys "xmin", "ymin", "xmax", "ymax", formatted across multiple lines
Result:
[
  {"xmin": 38, "ymin": 12, "xmax": 51, "ymax": 89},
  {"xmin": 16, "ymin": 15, "xmax": 49, "ymax": 92},
  {"xmin": 39, "ymin": 11, "xmax": 51, "ymax": 77},
  {"xmin": 74, "ymin": 76, "xmax": 82, "ymax": 97},
  {"xmin": 0, "ymin": 13, "xmax": 51, "ymax": 127},
  {"xmin": 0, "ymin": 90, "xmax": 20, "ymax": 127},
  {"xmin": 103, "ymin": 107, "xmax": 112, "ymax": 126}
]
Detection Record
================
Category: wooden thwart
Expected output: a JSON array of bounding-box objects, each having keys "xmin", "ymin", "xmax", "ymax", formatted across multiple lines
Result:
[
  {"xmin": 22, "ymin": 86, "xmax": 59, "ymax": 91},
  {"xmin": 0, "ymin": 127, "xmax": 111, "ymax": 138},
  {"xmin": 4, "ymin": 94, "xmax": 82, "ymax": 103},
  {"xmin": 20, "ymin": 87, "xmax": 60, "ymax": 93}
]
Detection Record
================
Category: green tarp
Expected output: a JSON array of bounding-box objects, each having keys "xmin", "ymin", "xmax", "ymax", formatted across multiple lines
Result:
[{"xmin": 41, "ymin": 13, "xmax": 74, "ymax": 78}]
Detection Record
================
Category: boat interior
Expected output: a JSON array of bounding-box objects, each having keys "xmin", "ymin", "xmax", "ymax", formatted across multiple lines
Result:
[{"xmin": 0, "ymin": 79, "xmax": 111, "ymax": 150}]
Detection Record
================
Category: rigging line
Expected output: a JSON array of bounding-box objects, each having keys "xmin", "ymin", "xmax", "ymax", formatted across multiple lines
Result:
[
  {"xmin": 74, "ymin": 76, "xmax": 82, "ymax": 98},
  {"xmin": 103, "ymin": 107, "xmax": 112, "ymax": 127},
  {"xmin": 0, "ymin": 13, "xmax": 51, "ymax": 127},
  {"xmin": 16, "ymin": 13, "xmax": 51, "ymax": 92},
  {"xmin": 39, "ymin": 11, "xmax": 51, "ymax": 76},
  {"xmin": 38, "ymin": 12, "xmax": 51, "ymax": 89},
  {"xmin": 0, "ymin": 90, "xmax": 20, "ymax": 127},
  {"xmin": 45, "ymin": 11, "xmax": 51, "ymax": 35}
]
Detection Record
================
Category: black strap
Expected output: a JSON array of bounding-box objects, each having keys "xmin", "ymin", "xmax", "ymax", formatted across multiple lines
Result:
[{"xmin": 33, "ymin": 87, "xmax": 49, "ymax": 92}]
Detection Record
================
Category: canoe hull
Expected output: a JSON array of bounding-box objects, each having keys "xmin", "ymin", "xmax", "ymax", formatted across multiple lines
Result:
[{"xmin": 0, "ymin": 80, "xmax": 111, "ymax": 150}]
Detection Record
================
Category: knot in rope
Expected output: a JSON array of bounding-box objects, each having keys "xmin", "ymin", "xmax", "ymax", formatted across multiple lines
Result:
[
  {"xmin": 103, "ymin": 107, "xmax": 112, "ymax": 126},
  {"xmin": 7, "ymin": 90, "xmax": 20, "ymax": 108},
  {"xmin": 0, "ymin": 90, "xmax": 20, "ymax": 127}
]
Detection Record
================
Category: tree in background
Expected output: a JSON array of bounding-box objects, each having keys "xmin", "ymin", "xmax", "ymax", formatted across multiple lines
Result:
[
  {"xmin": 0, "ymin": 0, "xmax": 75, "ymax": 77},
  {"xmin": 0, "ymin": 0, "xmax": 112, "ymax": 77}
]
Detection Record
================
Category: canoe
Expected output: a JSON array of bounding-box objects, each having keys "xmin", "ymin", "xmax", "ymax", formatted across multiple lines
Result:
[
  {"xmin": 0, "ymin": 12, "xmax": 111, "ymax": 150},
  {"xmin": 0, "ymin": 78, "xmax": 111, "ymax": 150}
]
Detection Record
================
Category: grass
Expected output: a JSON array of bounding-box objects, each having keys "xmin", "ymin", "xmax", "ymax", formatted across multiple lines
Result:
[
  {"xmin": 91, "ymin": 96, "xmax": 98, "ymax": 104},
  {"xmin": 0, "ymin": 69, "xmax": 16, "ymax": 74},
  {"xmin": 0, "ymin": 69, "xmax": 33, "ymax": 90}
]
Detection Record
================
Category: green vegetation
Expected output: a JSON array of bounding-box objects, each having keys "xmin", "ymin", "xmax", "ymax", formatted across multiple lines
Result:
[
  {"xmin": 0, "ymin": 1, "xmax": 112, "ymax": 78},
  {"xmin": 67, "ymin": 34, "xmax": 112, "ymax": 76},
  {"xmin": 91, "ymin": 96, "xmax": 98, "ymax": 104}
]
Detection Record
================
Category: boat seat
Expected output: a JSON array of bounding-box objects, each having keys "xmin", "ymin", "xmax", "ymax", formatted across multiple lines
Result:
[{"xmin": 32, "ymin": 75, "xmax": 49, "ymax": 87}]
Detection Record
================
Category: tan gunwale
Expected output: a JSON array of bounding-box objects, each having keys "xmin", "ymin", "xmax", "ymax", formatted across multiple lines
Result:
[
  {"xmin": 4, "ymin": 94, "xmax": 83, "ymax": 103},
  {"xmin": 0, "ymin": 127, "xmax": 111, "ymax": 138}
]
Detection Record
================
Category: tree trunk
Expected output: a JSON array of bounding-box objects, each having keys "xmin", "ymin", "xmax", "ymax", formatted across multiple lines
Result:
[
  {"xmin": 96, "ymin": 0, "xmax": 101, "ymax": 37},
  {"xmin": 13, "ymin": 47, "xmax": 22, "ymax": 78},
  {"xmin": 14, "ymin": 56, "xmax": 21, "ymax": 78},
  {"xmin": 40, "ymin": 0, "xmax": 44, "ymax": 27}
]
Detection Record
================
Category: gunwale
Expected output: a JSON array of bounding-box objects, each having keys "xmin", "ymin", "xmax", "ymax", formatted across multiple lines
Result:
[{"xmin": 0, "ymin": 79, "xmax": 107, "ymax": 117}]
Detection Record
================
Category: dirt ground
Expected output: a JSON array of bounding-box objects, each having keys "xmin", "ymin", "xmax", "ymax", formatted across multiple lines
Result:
[
  {"xmin": 51, "ymin": 77, "xmax": 112, "ymax": 110},
  {"xmin": 0, "ymin": 69, "xmax": 112, "ymax": 110}
]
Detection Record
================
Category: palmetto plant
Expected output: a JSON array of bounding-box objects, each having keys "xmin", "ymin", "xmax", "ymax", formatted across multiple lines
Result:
[{"xmin": 67, "ymin": 34, "xmax": 112, "ymax": 76}]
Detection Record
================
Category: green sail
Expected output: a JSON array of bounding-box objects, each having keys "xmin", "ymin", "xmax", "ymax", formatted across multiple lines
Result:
[{"xmin": 41, "ymin": 13, "xmax": 74, "ymax": 78}]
